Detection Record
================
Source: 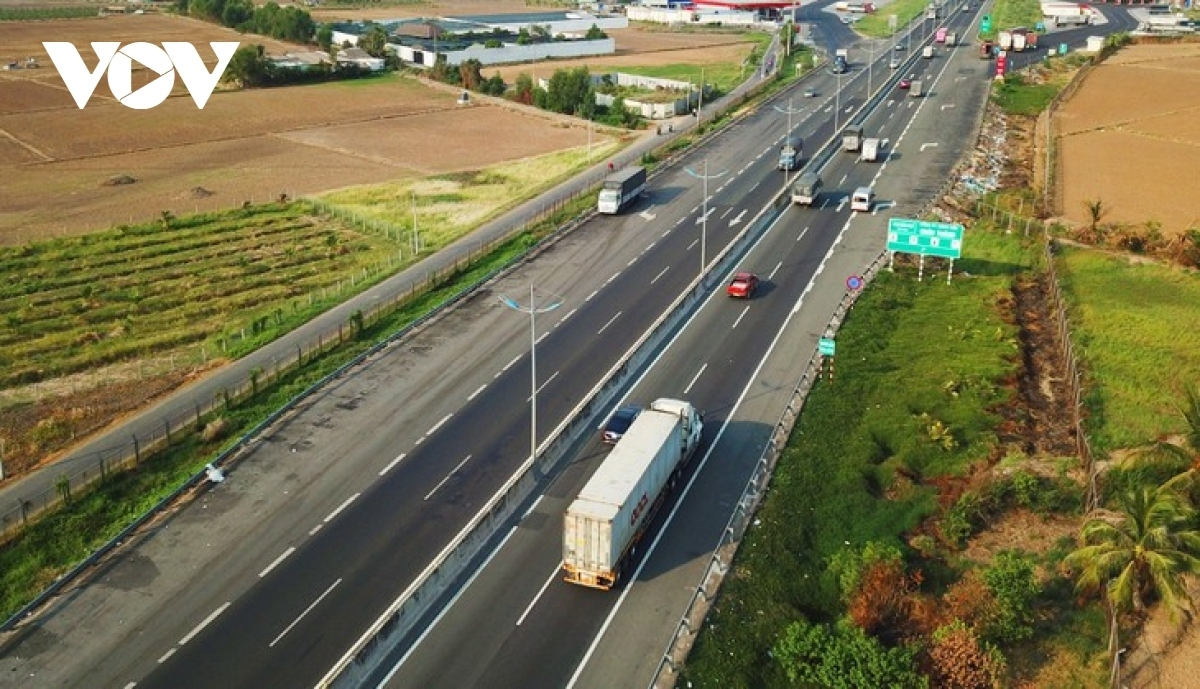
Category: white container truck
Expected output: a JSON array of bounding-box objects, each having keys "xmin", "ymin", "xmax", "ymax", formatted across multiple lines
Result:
[
  {"xmin": 861, "ymin": 137, "xmax": 882, "ymax": 161},
  {"xmin": 597, "ymin": 165, "xmax": 647, "ymax": 214},
  {"xmin": 563, "ymin": 398, "xmax": 703, "ymax": 590},
  {"xmin": 922, "ymin": 44, "xmax": 935, "ymax": 58}
]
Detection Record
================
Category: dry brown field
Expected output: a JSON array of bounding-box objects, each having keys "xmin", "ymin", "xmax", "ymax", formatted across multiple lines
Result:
[
  {"xmin": 1055, "ymin": 42, "xmax": 1200, "ymax": 236},
  {"xmin": 0, "ymin": 9, "xmax": 740, "ymax": 244},
  {"xmin": 0, "ymin": 12, "xmax": 621, "ymax": 243}
]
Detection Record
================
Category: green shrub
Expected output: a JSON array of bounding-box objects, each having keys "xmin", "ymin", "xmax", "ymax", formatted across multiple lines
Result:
[
  {"xmin": 771, "ymin": 618, "xmax": 929, "ymax": 689},
  {"xmin": 982, "ymin": 550, "xmax": 1040, "ymax": 644}
]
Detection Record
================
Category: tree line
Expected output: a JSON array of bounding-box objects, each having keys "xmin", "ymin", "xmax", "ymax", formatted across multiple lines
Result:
[{"xmin": 175, "ymin": 0, "xmax": 316, "ymax": 43}]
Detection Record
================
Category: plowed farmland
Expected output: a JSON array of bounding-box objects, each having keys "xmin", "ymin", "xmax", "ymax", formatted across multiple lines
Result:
[
  {"xmin": 0, "ymin": 13, "xmax": 605, "ymax": 243},
  {"xmin": 1054, "ymin": 42, "xmax": 1200, "ymax": 236}
]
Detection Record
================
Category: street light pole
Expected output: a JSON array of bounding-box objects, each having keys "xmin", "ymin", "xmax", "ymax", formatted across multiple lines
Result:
[
  {"xmin": 835, "ymin": 69, "xmax": 843, "ymax": 133},
  {"xmin": 773, "ymin": 96, "xmax": 804, "ymax": 184},
  {"xmin": 684, "ymin": 158, "xmax": 728, "ymax": 276},
  {"xmin": 499, "ymin": 285, "xmax": 563, "ymax": 464}
]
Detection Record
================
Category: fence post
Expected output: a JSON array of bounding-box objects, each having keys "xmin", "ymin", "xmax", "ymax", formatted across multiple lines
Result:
[{"xmin": 132, "ymin": 434, "xmax": 140, "ymax": 465}]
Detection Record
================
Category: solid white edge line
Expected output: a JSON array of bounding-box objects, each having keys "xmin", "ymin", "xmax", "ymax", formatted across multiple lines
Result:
[
  {"xmin": 259, "ymin": 546, "xmax": 297, "ymax": 578},
  {"xmin": 323, "ymin": 492, "xmax": 360, "ymax": 524},
  {"xmin": 374, "ymin": 526, "xmax": 519, "ymax": 687},
  {"xmin": 516, "ymin": 564, "xmax": 562, "ymax": 627},
  {"xmin": 522, "ymin": 494, "xmax": 544, "ymax": 520},
  {"xmin": 179, "ymin": 602, "xmax": 231, "ymax": 646},
  {"xmin": 270, "ymin": 579, "xmax": 342, "ymax": 648}
]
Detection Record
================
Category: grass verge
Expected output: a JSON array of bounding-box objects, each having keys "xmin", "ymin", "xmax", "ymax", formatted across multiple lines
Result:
[
  {"xmin": 1056, "ymin": 246, "xmax": 1200, "ymax": 452},
  {"xmin": 683, "ymin": 226, "xmax": 1032, "ymax": 686}
]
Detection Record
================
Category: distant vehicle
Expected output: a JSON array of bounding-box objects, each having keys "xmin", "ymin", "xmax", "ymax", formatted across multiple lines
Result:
[
  {"xmin": 923, "ymin": 45, "xmax": 935, "ymax": 58},
  {"xmin": 727, "ymin": 272, "xmax": 760, "ymax": 298},
  {"xmin": 563, "ymin": 398, "xmax": 704, "ymax": 590},
  {"xmin": 861, "ymin": 137, "xmax": 882, "ymax": 162},
  {"xmin": 842, "ymin": 123, "xmax": 865, "ymax": 152},
  {"xmin": 980, "ymin": 39, "xmax": 995, "ymax": 58},
  {"xmin": 998, "ymin": 29, "xmax": 1013, "ymax": 51},
  {"xmin": 894, "ymin": 43, "xmax": 905, "ymax": 51},
  {"xmin": 946, "ymin": 31, "xmax": 957, "ymax": 46},
  {"xmin": 889, "ymin": 57, "xmax": 901, "ymax": 69},
  {"xmin": 936, "ymin": 26, "xmax": 948, "ymax": 43},
  {"xmin": 910, "ymin": 79, "xmax": 924, "ymax": 97},
  {"xmin": 777, "ymin": 135, "xmax": 803, "ymax": 171},
  {"xmin": 791, "ymin": 172, "xmax": 822, "ymax": 206},
  {"xmin": 804, "ymin": 87, "xmax": 817, "ymax": 97},
  {"xmin": 899, "ymin": 78, "xmax": 912, "ymax": 89},
  {"xmin": 597, "ymin": 165, "xmax": 647, "ymax": 214},
  {"xmin": 602, "ymin": 404, "xmax": 642, "ymax": 444},
  {"xmin": 850, "ymin": 186, "xmax": 874, "ymax": 212}
]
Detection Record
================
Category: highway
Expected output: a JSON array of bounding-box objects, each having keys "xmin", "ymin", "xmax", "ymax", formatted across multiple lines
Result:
[
  {"xmin": 381, "ymin": 5, "xmax": 999, "ymax": 688},
  {"xmin": 0, "ymin": 2, "xmax": 1138, "ymax": 687}
]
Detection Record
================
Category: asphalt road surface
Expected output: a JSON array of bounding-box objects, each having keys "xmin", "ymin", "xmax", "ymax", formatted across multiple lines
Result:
[{"xmin": 383, "ymin": 10, "xmax": 998, "ymax": 689}]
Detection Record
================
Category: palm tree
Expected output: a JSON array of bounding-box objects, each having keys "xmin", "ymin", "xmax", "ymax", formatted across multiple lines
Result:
[
  {"xmin": 1063, "ymin": 486, "xmax": 1200, "ymax": 623},
  {"xmin": 1135, "ymin": 383, "xmax": 1200, "ymax": 502}
]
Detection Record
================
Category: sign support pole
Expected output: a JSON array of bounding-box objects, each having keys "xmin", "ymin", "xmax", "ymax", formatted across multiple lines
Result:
[
  {"xmin": 888, "ymin": 251, "xmax": 895, "ymax": 272},
  {"xmin": 947, "ymin": 258, "xmax": 954, "ymax": 285},
  {"xmin": 918, "ymin": 254, "xmax": 925, "ymax": 282}
]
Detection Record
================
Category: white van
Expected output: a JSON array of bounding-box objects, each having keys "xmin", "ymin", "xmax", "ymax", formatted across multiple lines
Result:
[{"xmin": 851, "ymin": 186, "xmax": 874, "ymax": 212}]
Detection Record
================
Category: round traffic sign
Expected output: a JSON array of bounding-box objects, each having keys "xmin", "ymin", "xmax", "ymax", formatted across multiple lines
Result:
[{"xmin": 846, "ymin": 275, "xmax": 864, "ymax": 291}]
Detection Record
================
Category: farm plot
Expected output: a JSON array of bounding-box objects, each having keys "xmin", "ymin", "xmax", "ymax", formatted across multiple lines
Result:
[
  {"xmin": 0, "ymin": 203, "xmax": 398, "ymax": 393},
  {"xmin": 1055, "ymin": 43, "xmax": 1200, "ymax": 235}
]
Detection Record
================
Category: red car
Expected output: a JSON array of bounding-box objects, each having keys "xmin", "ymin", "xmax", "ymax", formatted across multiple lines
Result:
[
  {"xmin": 899, "ymin": 78, "xmax": 912, "ymax": 90},
  {"xmin": 727, "ymin": 272, "xmax": 760, "ymax": 298}
]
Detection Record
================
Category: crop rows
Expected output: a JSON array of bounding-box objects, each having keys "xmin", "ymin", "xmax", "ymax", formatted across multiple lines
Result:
[{"xmin": 0, "ymin": 204, "xmax": 398, "ymax": 387}]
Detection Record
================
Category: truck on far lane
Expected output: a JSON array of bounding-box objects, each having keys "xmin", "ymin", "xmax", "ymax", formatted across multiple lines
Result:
[
  {"xmin": 597, "ymin": 165, "xmax": 647, "ymax": 214},
  {"xmin": 562, "ymin": 398, "xmax": 704, "ymax": 590}
]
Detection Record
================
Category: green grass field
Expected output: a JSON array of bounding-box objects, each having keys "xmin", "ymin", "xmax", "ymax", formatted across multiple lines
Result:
[
  {"xmin": 614, "ymin": 33, "xmax": 772, "ymax": 93},
  {"xmin": 855, "ymin": 0, "xmax": 930, "ymax": 38},
  {"xmin": 1056, "ymin": 247, "xmax": 1200, "ymax": 451},
  {"xmin": 684, "ymin": 227, "xmax": 1033, "ymax": 685},
  {"xmin": 0, "ymin": 204, "xmax": 398, "ymax": 389},
  {"xmin": 317, "ymin": 144, "xmax": 621, "ymax": 242}
]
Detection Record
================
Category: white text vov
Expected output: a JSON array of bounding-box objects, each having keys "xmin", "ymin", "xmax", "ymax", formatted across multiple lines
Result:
[{"xmin": 42, "ymin": 42, "xmax": 239, "ymax": 110}]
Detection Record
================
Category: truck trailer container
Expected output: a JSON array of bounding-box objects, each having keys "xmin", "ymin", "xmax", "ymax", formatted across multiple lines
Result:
[
  {"xmin": 562, "ymin": 398, "xmax": 703, "ymax": 590},
  {"xmin": 597, "ymin": 165, "xmax": 647, "ymax": 214},
  {"xmin": 842, "ymin": 123, "xmax": 864, "ymax": 152},
  {"xmin": 791, "ymin": 172, "xmax": 822, "ymax": 205},
  {"xmin": 910, "ymin": 79, "xmax": 924, "ymax": 97},
  {"xmin": 861, "ymin": 137, "xmax": 882, "ymax": 161},
  {"xmin": 923, "ymin": 44, "xmax": 935, "ymax": 58}
]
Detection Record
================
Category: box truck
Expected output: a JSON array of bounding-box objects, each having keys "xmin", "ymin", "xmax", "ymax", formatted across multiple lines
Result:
[
  {"xmin": 861, "ymin": 137, "xmax": 882, "ymax": 161},
  {"xmin": 998, "ymin": 30, "xmax": 1013, "ymax": 51},
  {"xmin": 562, "ymin": 398, "xmax": 704, "ymax": 590},
  {"xmin": 909, "ymin": 79, "xmax": 924, "ymax": 97},
  {"xmin": 946, "ymin": 31, "xmax": 957, "ymax": 46},
  {"xmin": 923, "ymin": 44, "xmax": 935, "ymax": 58},
  {"xmin": 842, "ymin": 123, "xmax": 864, "ymax": 152},
  {"xmin": 791, "ymin": 172, "xmax": 822, "ymax": 205},
  {"xmin": 597, "ymin": 165, "xmax": 647, "ymax": 214},
  {"xmin": 777, "ymin": 136, "xmax": 803, "ymax": 171}
]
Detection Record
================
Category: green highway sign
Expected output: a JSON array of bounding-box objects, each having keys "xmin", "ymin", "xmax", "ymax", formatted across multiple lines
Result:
[
  {"xmin": 818, "ymin": 338, "xmax": 836, "ymax": 356},
  {"xmin": 981, "ymin": 15, "xmax": 992, "ymax": 33},
  {"xmin": 887, "ymin": 218, "xmax": 964, "ymax": 259}
]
